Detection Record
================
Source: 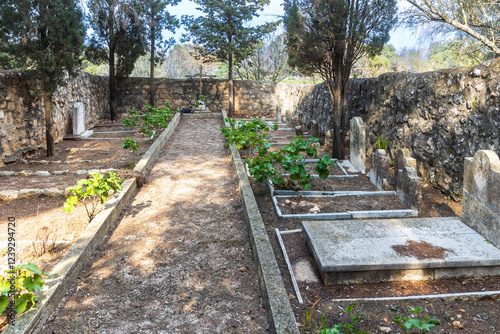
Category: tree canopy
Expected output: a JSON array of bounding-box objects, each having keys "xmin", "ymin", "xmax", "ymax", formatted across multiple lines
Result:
[
  {"xmin": 182, "ymin": 0, "xmax": 279, "ymax": 116},
  {"xmin": 0, "ymin": 0, "xmax": 85, "ymax": 156}
]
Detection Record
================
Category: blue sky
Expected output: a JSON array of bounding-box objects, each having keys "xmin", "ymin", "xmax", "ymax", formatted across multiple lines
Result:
[{"xmin": 166, "ymin": 0, "xmax": 420, "ymax": 51}]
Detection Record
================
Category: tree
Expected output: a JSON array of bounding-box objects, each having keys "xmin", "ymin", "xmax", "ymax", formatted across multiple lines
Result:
[
  {"xmin": 139, "ymin": 0, "xmax": 180, "ymax": 106},
  {"xmin": 86, "ymin": 0, "xmax": 146, "ymax": 121},
  {"xmin": 284, "ymin": 0, "xmax": 397, "ymax": 159},
  {"xmin": 0, "ymin": 0, "xmax": 85, "ymax": 156},
  {"xmin": 352, "ymin": 44, "xmax": 397, "ymax": 78},
  {"xmin": 236, "ymin": 31, "xmax": 294, "ymax": 82},
  {"xmin": 405, "ymin": 0, "xmax": 500, "ymax": 56},
  {"xmin": 182, "ymin": 0, "xmax": 279, "ymax": 116}
]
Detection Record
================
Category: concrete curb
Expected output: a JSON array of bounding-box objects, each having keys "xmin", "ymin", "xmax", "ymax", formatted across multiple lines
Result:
[
  {"xmin": 4, "ymin": 112, "xmax": 181, "ymax": 334},
  {"xmin": 222, "ymin": 110, "xmax": 299, "ymax": 334},
  {"xmin": 181, "ymin": 112, "xmax": 223, "ymax": 118}
]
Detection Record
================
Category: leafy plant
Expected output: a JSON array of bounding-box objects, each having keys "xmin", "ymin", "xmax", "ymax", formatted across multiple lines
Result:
[
  {"xmin": 123, "ymin": 102, "xmax": 178, "ymax": 138},
  {"xmin": 377, "ymin": 135, "xmax": 387, "ymax": 150},
  {"xmin": 248, "ymin": 136, "xmax": 334, "ymax": 190},
  {"xmin": 63, "ymin": 172, "xmax": 123, "ymax": 222},
  {"xmin": 122, "ymin": 138, "xmax": 139, "ymax": 154},
  {"xmin": 0, "ymin": 263, "xmax": 50, "ymax": 315},
  {"xmin": 199, "ymin": 94, "xmax": 206, "ymax": 101},
  {"xmin": 221, "ymin": 117, "xmax": 278, "ymax": 158},
  {"xmin": 319, "ymin": 303, "xmax": 368, "ymax": 334},
  {"xmin": 393, "ymin": 306, "xmax": 441, "ymax": 333}
]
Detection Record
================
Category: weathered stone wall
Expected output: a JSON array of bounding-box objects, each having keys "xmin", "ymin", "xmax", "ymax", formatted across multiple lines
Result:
[
  {"xmin": 293, "ymin": 60, "xmax": 500, "ymax": 200},
  {"xmin": 0, "ymin": 71, "xmax": 109, "ymax": 162}
]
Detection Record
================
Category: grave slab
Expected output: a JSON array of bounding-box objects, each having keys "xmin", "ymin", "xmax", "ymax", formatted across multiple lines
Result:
[{"xmin": 302, "ymin": 217, "xmax": 500, "ymax": 285}]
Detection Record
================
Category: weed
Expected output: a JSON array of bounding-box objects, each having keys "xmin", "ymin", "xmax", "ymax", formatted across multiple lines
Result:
[
  {"xmin": 63, "ymin": 172, "xmax": 122, "ymax": 222},
  {"xmin": 123, "ymin": 102, "xmax": 177, "ymax": 139},
  {"xmin": 122, "ymin": 138, "xmax": 139, "ymax": 154},
  {"xmin": 393, "ymin": 306, "xmax": 441, "ymax": 333},
  {"xmin": 31, "ymin": 226, "xmax": 56, "ymax": 257}
]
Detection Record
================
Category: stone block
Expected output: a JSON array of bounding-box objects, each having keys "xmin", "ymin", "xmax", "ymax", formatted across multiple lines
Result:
[
  {"xmin": 0, "ymin": 190, "xmax": 19, "ymax": 201},
  {"xmin": 396, "ymin": 166, "xmax": 422, "ymax": 209},
  {"xmin": 349, "ymin": 117, "xmax": 366, "ymax": 172},
  {"xmin": 462, "ymin": 150, "xmax": 500, "ymax": 248},
  {"xmin": 72, "ymin": 102, "xmax": 86, "ymax": 135},
  {"xmin": 19, "ymin": 189, "xmax": 45, "ymax": 199},
  {"xmin": 370, "ymin": 149, "xmax": 390, "ymax": 189},
  {"xmin": 285, "ymin": 111, "xmax": 292, "ymax": 127},
  {"xmin": 276, "ymin": 105, "xmax": 281, "ymax": 123},
  {"xmin": 395, "ymin": 148, "xmax": 416, "ymax": 182}
]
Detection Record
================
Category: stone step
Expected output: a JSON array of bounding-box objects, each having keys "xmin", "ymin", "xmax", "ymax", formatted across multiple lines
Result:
[{"xmin": 302, "ymin": 217, "xmax": 500, "ymax": 285}]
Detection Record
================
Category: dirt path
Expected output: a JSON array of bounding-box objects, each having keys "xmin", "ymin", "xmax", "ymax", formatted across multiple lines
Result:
[{"xmin": 43, "ymin": 118, "xmax": 269, "ymax": 333}]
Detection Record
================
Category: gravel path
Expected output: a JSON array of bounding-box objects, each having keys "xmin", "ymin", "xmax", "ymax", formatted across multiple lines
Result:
[{"xmin": 43, "ymin": 118, "xmax": 269, "ymax": 333}]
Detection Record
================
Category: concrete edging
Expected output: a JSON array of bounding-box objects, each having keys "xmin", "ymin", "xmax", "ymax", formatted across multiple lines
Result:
[
  {"xmin": 222, "ymin": 110, "xmax": 299, "ymax": 334},
  {"xmin": 4, "ymin": 112, "xmax": 181, "ymax": 334}
]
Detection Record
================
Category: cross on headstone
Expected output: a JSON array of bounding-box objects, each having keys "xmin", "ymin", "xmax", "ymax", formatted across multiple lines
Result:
[
  {"xmin": 199, "ymin": 65, "xmax": 203, "ymax": 98},
  {"xmin": 186, "ymin": 65, "xmax": 216, "ymax": 100}
]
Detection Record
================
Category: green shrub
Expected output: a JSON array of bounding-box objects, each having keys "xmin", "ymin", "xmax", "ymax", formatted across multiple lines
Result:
[
  {"xmin": 122, "ymin": 138, "xmax": 139, "ymax": 154},
  {"xmin": 64, "ymin": 172, "xmax": 122, "ymax": 222},
  {"xmin": 393, "ymin": 307, "xmax": 441, "ymax": 333},
  {"xmin": 123, "ymin": 102, "xmax": 177, "ymax": 139}
]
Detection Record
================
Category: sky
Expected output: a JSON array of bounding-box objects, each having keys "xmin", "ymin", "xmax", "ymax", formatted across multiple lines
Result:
[{"xmin": 166, "ymin": 0, "xmax": 421, "ymax": 51}]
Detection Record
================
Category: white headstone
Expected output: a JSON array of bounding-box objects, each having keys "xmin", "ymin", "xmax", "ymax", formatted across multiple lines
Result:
[{"xmin": 349, "ymin": 117, "xmax": 366, "ymax": 172}]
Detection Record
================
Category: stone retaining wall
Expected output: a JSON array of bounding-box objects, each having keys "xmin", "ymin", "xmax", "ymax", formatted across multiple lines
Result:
[{"xmin": 0, "ymin": 70, "xmax": 109, "ymax": 162}]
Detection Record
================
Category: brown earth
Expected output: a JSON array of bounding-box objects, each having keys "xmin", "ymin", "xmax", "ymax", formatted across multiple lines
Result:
[{"xmin": 42, "ymin": 118, "xmax": 268, "ymax": 333}]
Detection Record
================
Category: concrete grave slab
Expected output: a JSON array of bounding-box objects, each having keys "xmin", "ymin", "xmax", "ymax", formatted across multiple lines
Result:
[{"xmin": 302, "ymin": 217, "xmax": 500, "ymax": 285}]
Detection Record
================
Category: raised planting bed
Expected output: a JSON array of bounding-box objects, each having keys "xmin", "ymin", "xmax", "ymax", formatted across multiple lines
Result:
[
  {"xmin": 0, "ymin": 113, "xmax": 181, "ymax": 333},
  {"xmin": 272, "ymin": 192, "xmax": 417, "ymax": 219}
]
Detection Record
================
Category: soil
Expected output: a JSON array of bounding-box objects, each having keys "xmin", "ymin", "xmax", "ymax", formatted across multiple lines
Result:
[
  {"xmin": 42, "ymin": 118, "xmax": 268, "ymax": 333},
  {"xmin": 391, "ymin": 240, "xmax": 453, "ymax": 260},
  {"xmin": 273, "ymin": 162, "xmax": 347, "ymax": 176},
  {"xmin": 242, "ymin": 121, "xmax": 498, "ymax": 332},
  {"xmin": 277, "ymin": 194, "xmax": 408, "ymax": 214}
]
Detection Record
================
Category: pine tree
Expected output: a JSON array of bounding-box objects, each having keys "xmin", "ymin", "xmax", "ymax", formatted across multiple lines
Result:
[
  {"xmin": 182, "ymin": 0, "xmax": 279, "ymax": 117},
  {"xmin": 284, "ymin": 0, "xmax": 397, "ymax": 159},
  {"xmin": 139, "ymin": 0, "xmax": 180, "ymax": 106},
  {"xmin": 86, "ymin": 0, "xmax": 146, "ymax": 121},
  {"xmin": 0, "ymin": 0, "xmax": 85, "ymax": 156}
]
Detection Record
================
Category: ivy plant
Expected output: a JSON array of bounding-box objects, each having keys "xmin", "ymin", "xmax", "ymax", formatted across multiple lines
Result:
[
  {"xmin": 64, "ymin": 172, "xmax": 122, "ymax": 222},
  {"xmin": 319, "ymin": 304, "xmax": 368, "ymax": 334},
  {"xmin": 0, "ymin": 263, "xmax": 50, "ymax": 315},
  {"xmin": 393, "ymin": 307, "xmax": 441, "ymax": 333}
]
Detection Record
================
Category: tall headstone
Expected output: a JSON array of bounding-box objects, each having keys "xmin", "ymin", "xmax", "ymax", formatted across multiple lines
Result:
[
  {"xmin": 395, "ymin": 149, "xmax": 416, "ymax": 183},
  {"xmin": 72, "ymin": 102, "xmax": 93, "ymax": 138},
  {"xmin": 370, "ymin": 149, "xmax": 390, "ymax": 189},
  {"xmin": 349, "ymin": 117, "xmax": 366, "ymax": 172},
  {"xmin": 462, "ymin": 150, "xmax": 500, "ymax": 248},
  {"xmin": 276, "ymin": 105, "xmax": 282, "ymax": 123},
  {"xmin": 396, "ymin": 166, "xmax": 421, "ymax": 209},
  {"xmin": 311, "ymin": 120, "xmax": 319, "ymax": 138},
  {"xmin": 285, "ymin": 111, "xmax": 292, "ymax": 128}
]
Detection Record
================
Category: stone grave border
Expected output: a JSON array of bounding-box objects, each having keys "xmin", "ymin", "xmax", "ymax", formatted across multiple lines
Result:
[
  {"xmin": 222, "ymin": 109, "xmax": 300, "ymax": 334},
  {"xmin": 271, "ymin": 192, "xmax": 418, "ymax": 220},
  {"xmin": 4, "ymin": 112, "xmax": 181, "ymax": 334}
]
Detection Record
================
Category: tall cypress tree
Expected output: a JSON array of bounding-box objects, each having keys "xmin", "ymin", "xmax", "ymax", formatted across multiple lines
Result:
[
  {"xmin": 139, "ymin": 0, "xmax": 180, "ymax": 107},
  {"xmin": 0, "ymin": 0, "xmax": 85, "ymax": 156},
  {"xmin": 182, "ymin": 0, "xmax": 279, "ymax": 117},
  {"xmin": 86, "ymin": 0, "xmax": 146, "ymax": 121},
  {"xmin": 284, "ymin": 0, "xmax": 397, "ymax": 159}
]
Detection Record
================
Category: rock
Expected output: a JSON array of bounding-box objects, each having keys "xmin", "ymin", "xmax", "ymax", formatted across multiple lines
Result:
[
  {"xmin": 238, "ymin": 267, "xmax": 247, "ymax": 272},
  {"xmin": 452, "ymin": 320, "xmax": 464, "ymax": 329},
  {"xmin": 0, "ymin": 190, "xmax": 19, "ymax": 201},
  {"xmin": 53, "ymin": 170, "xmax": 69, "ymax": 175},
  {"xmin": 45, "ymin": 188, "xmax": 65, "ymax": 198},
  {"xmin": 33, "ymin": 171, "xmax": 50, "ymax": 176},
  {"xmin": 20, "ymin": 159, "xmax": 28, "ymax": 164},
  {"xmin": 309, "ymin": 205, "xmax": 321, "ymax": 213},
  {"xmin": 0, "ymin": 171, "xmax": 14, "ymax": 177},
  {"xmin": 379, "ymin": 326, "xmax": 392, "ymax": 333},
  {"xmin": 74, "ymin": 170, "xmax": 88, "ymax": 175},
  {"xmin": 299, "ymin": 200, "xmax": 308, "ymax": 207},
  {"xmin": 19, "ymin": 189, "xmax": 45, "ymax": 199},
  {"xmin": 15, "ymin": 170, "xmax": 33, "ymax": 176}
]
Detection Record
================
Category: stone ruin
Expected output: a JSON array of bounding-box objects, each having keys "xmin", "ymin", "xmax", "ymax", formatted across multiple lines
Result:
[
  {"xmin": 369, "ymin": 149, "xmax": 390, "ymax": 190},
  {"xmin": 395, "ymin": 149, "xmax": 421, "ymax": 209},
  {"xmin": 462, "ymin": 150, "xmax": 500, "ymax": 248}
]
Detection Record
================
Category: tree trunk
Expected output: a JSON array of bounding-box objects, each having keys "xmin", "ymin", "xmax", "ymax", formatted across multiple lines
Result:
[
  {"xmin": 109, "ymin": 5, "xmax": 117, "ymax": 121},
  {"xmin": 44, "ymin": 93, "xmax": 55, "ymax": 157},
  {"xmin": 228, "ymin": 51, "xmax": 234, "ymax": 117},
  {"xmin": 328, "ymin": 75, "xmax": 346, "ymax": 160},
  {"xmin": 149, "ymin": 14, "xmax": 155, "ymax": 107}
]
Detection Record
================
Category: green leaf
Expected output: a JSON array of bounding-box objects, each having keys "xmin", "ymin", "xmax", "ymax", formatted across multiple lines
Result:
[
  {"xmin": 0, "ymin": 279, "xmax": 11, "ymax": 295},
  {"xmin": 23, "ymin": 274, "xmax": 45, "ymax": 292},
  {"xmin": 0, "ymin": 295, "xmax": 9, "ymax": 314},
  {"xmin": 15, "ymin": 296, "xmax": 27, "ymax": 314},
  {"xmin": 14, "ymin": 263, "xmax": 50, "ymax": 276}
]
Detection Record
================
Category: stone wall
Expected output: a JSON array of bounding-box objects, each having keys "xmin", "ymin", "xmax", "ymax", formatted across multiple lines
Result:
[
  {"xmin": 0, "ymin": 71, "xmax": 109, "ymax": 162},
  {"xmin": 292, "ymin": 60, "xmax": 500, "ymax": 200}
]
